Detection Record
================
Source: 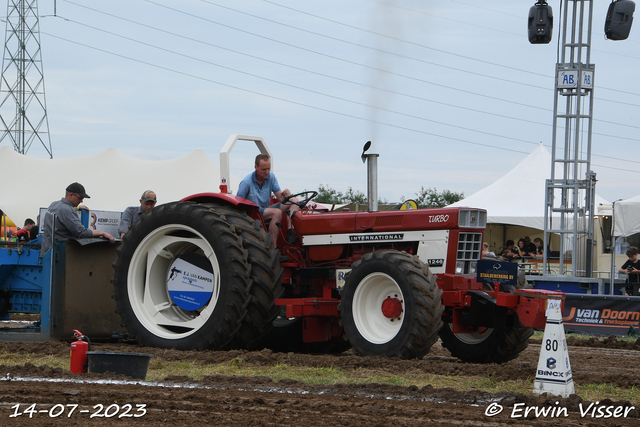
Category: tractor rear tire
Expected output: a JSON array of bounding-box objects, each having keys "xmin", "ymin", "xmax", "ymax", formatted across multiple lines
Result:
[
  {"xmin": 111, "ymin": 201, "xmax": 250, "ymax": 350},
  {"xmin": 339, "ymin": 250, "xmax": 443, "ymax": 359},
  {"xmin": 205, "ymin": 204, "xmax": 285, "ymax": 350},
  {"xmin": 438, "ymin": 323, "xmax": 533, "ymax": 364}
]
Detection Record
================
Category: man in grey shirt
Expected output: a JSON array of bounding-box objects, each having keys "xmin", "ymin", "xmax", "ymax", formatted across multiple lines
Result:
[
  {"xmin": 40, "ymin": 182, "xmax": 116, "ymax": 257},
  {"xmin": 118, "ymin": 190, "xmax": 157, "ymax": 238}
]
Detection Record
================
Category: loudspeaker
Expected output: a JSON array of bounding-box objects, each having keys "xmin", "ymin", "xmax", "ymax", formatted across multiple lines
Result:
[
  {"xmin": 528, "ymin": 3, "xmax": 553, "ymax": 44},
  {"xmin": 605, "ymin": 0, "xmax": 635, "ymax": 40}
]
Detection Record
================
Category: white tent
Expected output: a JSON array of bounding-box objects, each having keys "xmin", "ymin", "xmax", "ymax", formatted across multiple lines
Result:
[
  {"xmin": 448, "ymin": 143, "xmax": 609, "ymax": 229},
  {"xmin": 613, "ymin": 195, "xmax": 640, "ymax": 237},
  {"xmin": 0, "ymin": 146, "xmax": 239, "ymax": 225}
]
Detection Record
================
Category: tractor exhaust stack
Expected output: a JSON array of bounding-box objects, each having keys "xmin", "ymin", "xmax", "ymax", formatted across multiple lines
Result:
[{"xmin": 361, "ymin": 141, "xmax": 379, "ymax": 212}]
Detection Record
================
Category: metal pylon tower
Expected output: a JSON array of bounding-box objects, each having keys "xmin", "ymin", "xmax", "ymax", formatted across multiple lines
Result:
[
  {"xmin": 0, "ymin": 0, "xmax": 52, "ymax": 158},
  {"xmin": 543, "ymin": 0, "xmax": 596, "ymax": 277}
]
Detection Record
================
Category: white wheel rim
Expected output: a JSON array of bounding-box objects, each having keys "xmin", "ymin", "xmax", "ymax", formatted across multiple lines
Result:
[
  {"xmin": 447, "ymin": 323, "xmax": 493, "ymax": 344},
  {"xmin": 127, "ymin": 224, "xmax": 221, "ymax": 340},
  {"xmin": 352, "ymin": 272, "xmax": 404, "ymax": 344}
]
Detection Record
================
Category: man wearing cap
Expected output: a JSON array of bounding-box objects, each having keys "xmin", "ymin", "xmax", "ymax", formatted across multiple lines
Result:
[
  {"xmin": 40, "ymin": 182, "xmax": 116, "ymax": 257},
  {"xmin": 118, "ymin": 190, "xmax": 157, "ymax": 238}
]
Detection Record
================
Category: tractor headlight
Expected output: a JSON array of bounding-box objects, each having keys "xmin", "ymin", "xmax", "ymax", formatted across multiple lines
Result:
[
  {"xmin": 469, "ymin": 261, "xmax": 477, "ymax": 275},
  {"xmin": 455, "ymin": 261, "xmax": 464, "ymax": 274}
]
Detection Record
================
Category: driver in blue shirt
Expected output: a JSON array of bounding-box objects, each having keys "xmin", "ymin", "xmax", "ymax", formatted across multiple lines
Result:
[{"xmin": 237, "ymin": 154, "xmax": 299, "ymax": 244}]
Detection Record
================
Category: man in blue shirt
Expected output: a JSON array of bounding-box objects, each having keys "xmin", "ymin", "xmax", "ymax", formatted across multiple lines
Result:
[{"xmin": 237, "ymin": 154, "xmax": 299, "ymax": 244}]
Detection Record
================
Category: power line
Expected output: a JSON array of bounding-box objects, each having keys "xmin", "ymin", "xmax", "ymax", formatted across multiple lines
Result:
[
  {"xmin": 55, "ymin": 14, "xmax": 640, "ymax": 145},
  {"xmin": 41, "ymin": 31, "xmax": 533, "ymax": 156},
  {"xmin": 257, "ymin": 0, "xmax": 549, "ymax": 78},
  {"xmin": 57, "ymin": 2, "xmax": 551, "ymax": 129},
  {"xmin": 57, "ymin": 17, "xmax": 540, "ymax": 147},
  {"xmin": 41, "ymin": 29, "xmax": 639, "ymax": 174},
  {"xmin": 55, "ymin": 7, "xmax": 640, "ymax": 149},
  {"xmin": 51, "ymin": 1, "xmax": 640, "ymax": 165},
  {"xmin": 64, "ymin": 2, "xmax": 555, "ymax": 111},
  {"xmin": 67, "ymin": 0, "xmax": 640, "ymax": 126},
  {"xmin": 258, "ymin": 0, "xmax": 640, "ymax": 100},
  {"xmin": 140, "ymin": 0, "xmax": 640, "ymax": 129},
  {"xmin": 195, "ymin": 0, "xmax": 550, "ymax": 89}
]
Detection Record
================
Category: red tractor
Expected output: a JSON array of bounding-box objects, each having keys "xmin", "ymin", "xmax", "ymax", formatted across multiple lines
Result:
[{"xmin": 112, "ymin": 136, "xmax": 552, "ymax": 363}]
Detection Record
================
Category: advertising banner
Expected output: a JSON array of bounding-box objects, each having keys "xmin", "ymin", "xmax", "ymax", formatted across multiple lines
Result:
[
  {"xmin": 86, "ymin": 210, "xmax": 122, "ymax": 236},
  {"xmin": 476, "ymin": 259, "xmax": 518, "ymax": 286},
  {"xmin": 167, "ymin": 256, "xmax": 215, "ymax": 311},
  {"xmin": 39, "ymin": 207, "xmax": 122, "ymax": 238},
  {"xmin": 562, "ymin": 294, "xmax": 640, "ymax": 337}
]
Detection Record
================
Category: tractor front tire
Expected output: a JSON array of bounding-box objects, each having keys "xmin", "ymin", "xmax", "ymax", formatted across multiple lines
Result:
[
  {"xmin": 339, "ymin": 250, "xmax": 443, "ymax": 359},
  {"xmin": 111, "ymin": 201, "xmax": 250, "ymax": 350},
  {"xmin": 438, "ymin": 323, "xmax": 533, "ymax": 364}
]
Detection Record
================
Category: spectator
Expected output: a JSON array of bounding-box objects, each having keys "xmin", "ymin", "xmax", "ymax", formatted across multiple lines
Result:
[
  {"xmin": 29, "ymin": 215, "xmax": 40, "ymax": 240},
  {"xmin": 533, "ymin": 237, "xmax": 546, "ymax": 258},
  {"xmin": 514, "ymin": 238, "xmax": 529, "ymax": 258},
  {"xmin": 482, "ymin": 242, "xmax": 496, "ymax": 258},
  {"xmin": 15, "ymin": 218, "xmax": 35, "ymax": 242},
  {"xmin": 237, "ymin": 154, "xmax": 299, "ymax": 244},
  {"xmin": 118, "ymin": 190, "xmax": 157, "ymax": 238},
  {"xmin": 523, "ymin": 236, "xmax": 537, "ymax": 255},
  {"xmin": 618, "ymin": 246, "xmax": 640, "ymax": 284},
  {"xmin": 40, "ymin": 182, "xmax": 115, "ymax": 257},
  {"xmin": 501, "ymin": 240, "xmax": 517, "ymax": 261}
]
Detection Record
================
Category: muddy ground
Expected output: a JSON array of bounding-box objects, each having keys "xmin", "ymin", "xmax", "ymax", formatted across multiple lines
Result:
[{"xmin": 0, "ymin": 334, "xmax": 639, "ymax": 426}]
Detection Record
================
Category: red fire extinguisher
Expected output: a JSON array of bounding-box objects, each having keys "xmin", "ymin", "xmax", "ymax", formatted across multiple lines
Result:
[{"xmin": 70, "ymin": 330, "xmax": 90, "ymax": 374}]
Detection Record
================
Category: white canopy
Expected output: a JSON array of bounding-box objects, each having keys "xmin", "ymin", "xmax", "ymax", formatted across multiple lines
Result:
[
  {"xmin": 0, "ymin": 146, "xmax": 239, "ymax": 225},
  {"xmin": 448, "ymin": 143, "xmax": 609, "ymax": 229},
  {"xmin": 614, "ymin": 194, "xmax": 640, "ymax": 237}
]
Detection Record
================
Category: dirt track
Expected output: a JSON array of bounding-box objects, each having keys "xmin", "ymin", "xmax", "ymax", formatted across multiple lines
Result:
[{"xmin": 1, "ymin": 336, "xmax": 639, "ymax": 426}]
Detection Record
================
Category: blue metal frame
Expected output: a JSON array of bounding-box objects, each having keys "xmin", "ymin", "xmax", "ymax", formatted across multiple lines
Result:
[{"xmin": 0, "ymin": 242, "xmax": 62, "ymax": 341}]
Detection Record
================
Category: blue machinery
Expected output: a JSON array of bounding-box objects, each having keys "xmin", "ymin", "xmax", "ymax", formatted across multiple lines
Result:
[
  {"xmin": 0, "ymin": 240, "xmax": 51, "ymax": 340},
  {"xmin": 0, "ymin": 211, "xmax": 124, "ymax": 342}
]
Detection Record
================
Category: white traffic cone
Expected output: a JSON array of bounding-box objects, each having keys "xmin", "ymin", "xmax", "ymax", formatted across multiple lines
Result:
[{"xmin": 533, "ymin": 298, "xmax": 574, "ymax": 397}]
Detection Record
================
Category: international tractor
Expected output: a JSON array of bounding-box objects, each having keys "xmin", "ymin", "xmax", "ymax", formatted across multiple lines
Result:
[{"xmin": 111, "ymin": 135, "xmax": 554, "ymax": 363}]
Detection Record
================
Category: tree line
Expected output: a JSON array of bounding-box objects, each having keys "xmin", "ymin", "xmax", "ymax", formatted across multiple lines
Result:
[{"xmin": 315, "ymin": 185, "xmax": 463, "ymax": 209}]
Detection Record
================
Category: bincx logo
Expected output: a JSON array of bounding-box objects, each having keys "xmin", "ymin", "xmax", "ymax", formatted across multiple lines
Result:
[
  {"xmin": 546, "ymin": 357, "xmax": 556, "ymax": 369},
  {"xmin": 538, "ymin": 370, "xmax": 564, "ymax": 377}
]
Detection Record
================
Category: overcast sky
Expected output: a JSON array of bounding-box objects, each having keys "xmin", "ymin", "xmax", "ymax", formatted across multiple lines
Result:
[{"xmin": 2, "ymin": 0, "xmax": 639, "ymax": 204}]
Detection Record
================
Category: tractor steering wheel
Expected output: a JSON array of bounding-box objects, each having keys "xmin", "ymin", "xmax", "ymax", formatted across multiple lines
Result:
[{"xmin": 282, "ymin": 191, "xmax": 318, "ymax": 210}]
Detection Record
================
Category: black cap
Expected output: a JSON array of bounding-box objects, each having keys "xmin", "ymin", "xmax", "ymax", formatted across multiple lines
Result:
[{"xmin": 66, "ymin": 182, "xmax": 90, "ymax": 199}]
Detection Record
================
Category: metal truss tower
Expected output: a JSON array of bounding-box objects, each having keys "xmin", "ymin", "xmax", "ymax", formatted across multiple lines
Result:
[
  {"xmin": 543, "ymin": 0, "xmax": 596, "ymax": 278},
  {"xmin": 0, "ymin": 0, "xmax": 52, "ymax": 158}
]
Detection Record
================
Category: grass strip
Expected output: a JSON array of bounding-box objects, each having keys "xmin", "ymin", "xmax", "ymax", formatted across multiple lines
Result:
[{"xmin": 1, "ymin": 352, "xmax": 638, "ymax": 404}]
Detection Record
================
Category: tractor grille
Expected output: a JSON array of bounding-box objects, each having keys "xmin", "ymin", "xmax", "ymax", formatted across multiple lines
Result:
[
  {"xmin": 458, "ymin": 209, "xmax": 487, "ymax": 228},
  {"xmin": 456, "ymin": 232, "xmax": 482, "ymax": 275}
]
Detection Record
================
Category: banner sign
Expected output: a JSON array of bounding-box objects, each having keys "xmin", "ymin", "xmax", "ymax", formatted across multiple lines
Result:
[
  {"xmin": 167, "ymin": 256, "xmax": 215, "ymax": 311},
  {"xmin": 562, "ymin": 294, "xmax": 640, "ymax": 337},
  {"xmin": 476, "ymin": 259, "xmax": 518, "ymax": 286}
]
